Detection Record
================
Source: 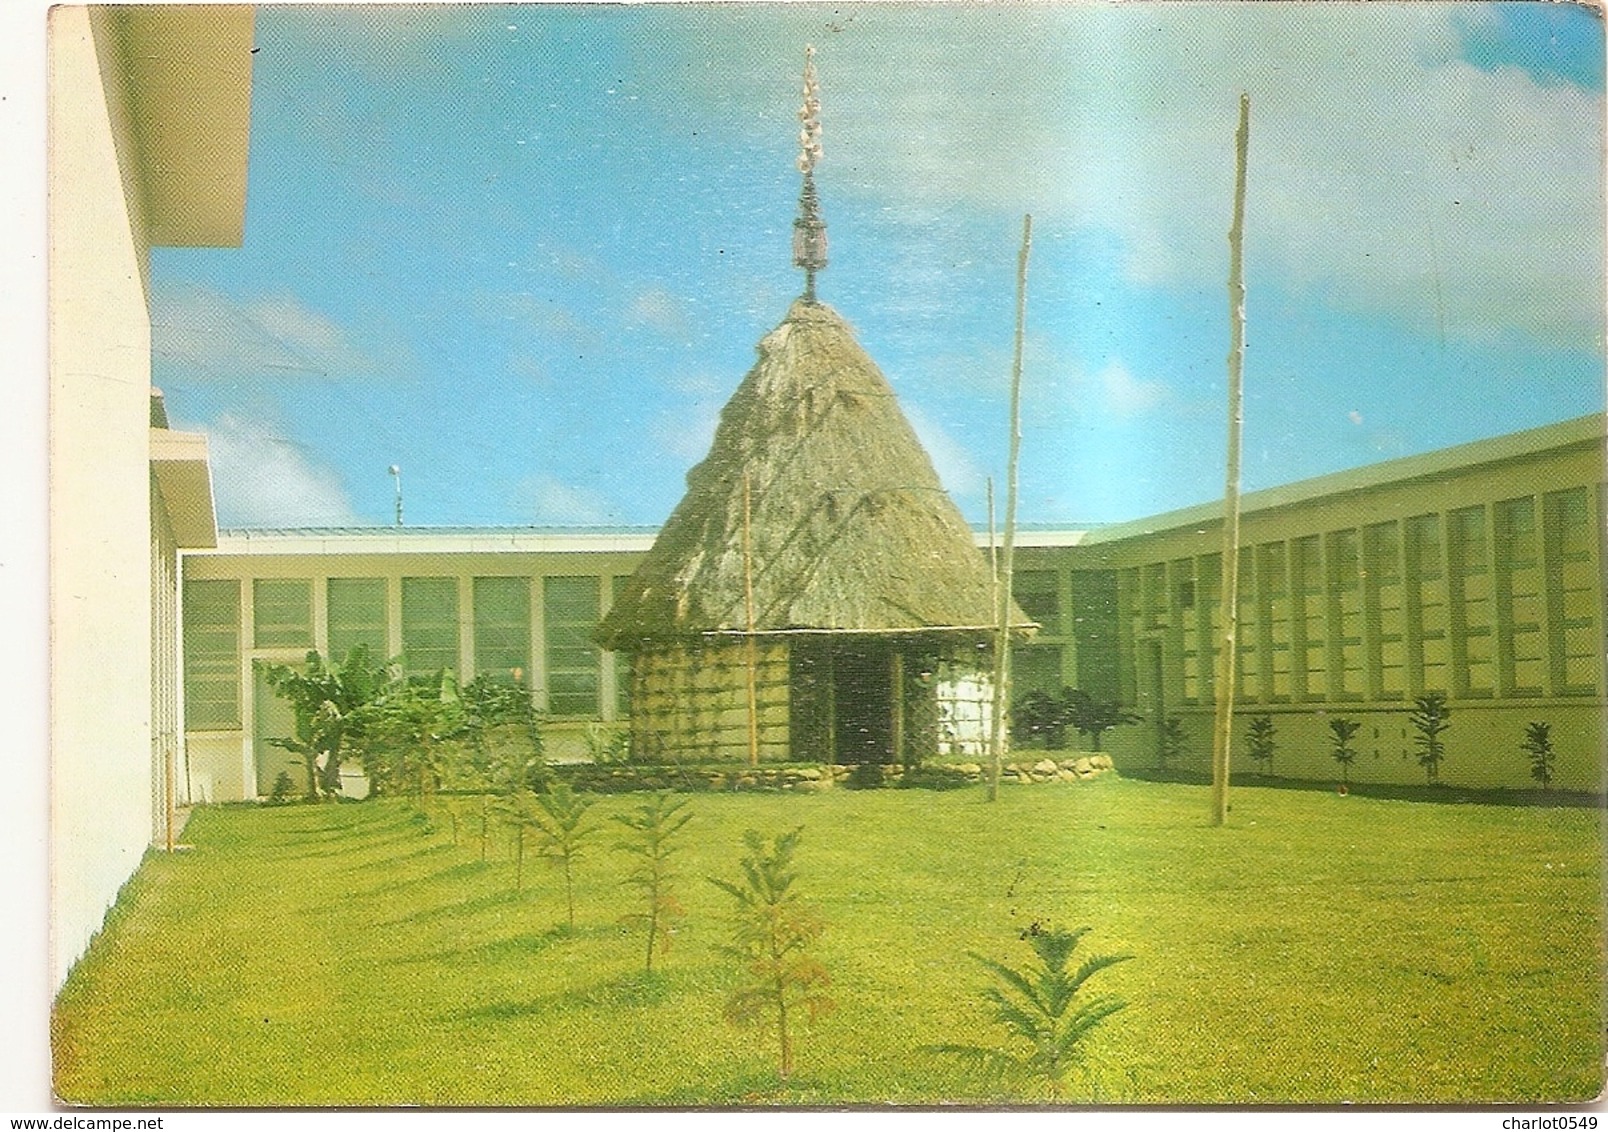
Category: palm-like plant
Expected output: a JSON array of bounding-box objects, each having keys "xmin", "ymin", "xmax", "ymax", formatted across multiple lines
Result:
[
  {"xmin": 930, "ymin": 924, "xmax": 1131, "ymax": 1100},
  {"xmin": 1246, "ymin": 713, "xmax": 1276, "ymax": 776},
  {"xmin": 1329, "ymin": 717, "xmax": 1361, "ymax": 786}
]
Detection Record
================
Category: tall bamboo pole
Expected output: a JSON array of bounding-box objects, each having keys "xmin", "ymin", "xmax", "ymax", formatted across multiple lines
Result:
[
  {"xmin": 743, "ymin": 471, "xmax": 759, "ymax": 767},
  {"xmin": 1210, "ymin": 94, "xmax": 1251, "ymax": 827},
  {"xmin": 989, "ymin": 214, "xmax": 1032, "ymax": 803}
]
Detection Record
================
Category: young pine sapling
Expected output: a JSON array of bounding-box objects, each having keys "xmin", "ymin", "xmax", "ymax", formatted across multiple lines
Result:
[
  {"xmin": 615, "ymin": 792, "xmax": 693, "ymax": 973},
  {"xmin": 495, "ymin": 788, "xmax": 543, "ymax": 892},
  {"xmin": 710, "ymin": 827, "xmax": 834, "ymax": 1081},
  {"xmin": 1329, "ymin": 717, "xmax": 1360, "ymax": 786},
  {"xmin": 929, "ymin": 922, "xmax": 1132, "ymax": 1100},
  {"xmin": 1410, "ymin": 693, "xmax": 1452, "ymax": 784},
  {"xmin": 531, "ymin": 783, "xmax": 596, "ymax": 929}
]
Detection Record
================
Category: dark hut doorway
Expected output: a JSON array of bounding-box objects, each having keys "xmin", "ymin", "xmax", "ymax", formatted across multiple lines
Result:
[
  {"xmin": 789, "ymin": 638, "xmax": 900, "ymax": 764},
  {"xmin": 832, "ymin": 642, "xmax": 893, "ymax": 764}
]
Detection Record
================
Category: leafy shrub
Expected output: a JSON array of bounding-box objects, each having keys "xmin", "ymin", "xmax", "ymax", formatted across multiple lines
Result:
[
  {"xmin": 929, "ymin": 922, "xmax": 1131, "ymax": 1100},
  {"xmin": 1013, "ymin": 690, "xmax": 1068, "ymax": 749},
  {"xmin": 1156, "ymin": 716, "xmax": 1186, "ymax": 770},
  {"xmin": 1246, "ymin": 714, "xmax": 1276, "ymax": 776},
  {"xmin": 1410, "ymin": 693, "xmax": 1452, "ymax": 784},
  {"xmin": 1521, "ymin": 721, "xmax": 1554, "ymax": 791},
  {"xmin": 710, "ymin": 828, "xmax": 833, "ymax": 1080},
  {"xmin": 1329, "ymin": 717, "xmax": 1360, "ymax": 786},
  {"xmin": 1012, "ymin": 689, "xmax": 1138, "ymax": 752},
  {"xmin": 615, "ymin": 793, "xmax": 693, "ymax": 972},
  {"xmin": 263, "ymin": 645, "xmax": 390, "ymax": 800},
  {"xmin": 268, "ymin": 770, "xmax": 298, "ymax": 805}
]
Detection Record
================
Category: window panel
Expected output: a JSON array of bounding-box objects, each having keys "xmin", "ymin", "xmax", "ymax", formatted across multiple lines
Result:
[
  {"xmin": 1364, "ymin": 521, "xmax": 1404, "ymax": 699},
  {"xmin": 1545, "ymin": 487, "xmax": 1599, "ymax": 695},
  {"xmin": 611, "ymin": 576, "xmax": 633, "ymax": 717},
  {"xmin": 1012, "ymin": 643, "xmax": 1064, "ymax": 697},
  {"xmin": 1292, "ymin": 535, "xmax": 1326, "ymax": 700},
  {"xmin": 1327, "ymin": 530, "xmax": 1363, "ymax": 699},
  {"xmin": 545, "ymin": 576, "xmax": 601, "ymax": 716},
  {"xmin": 327, "ymin": 578, "xmax": 387, "ymax": 665},
  {"xmin": 1405, "ymin": 514, "xmax": 1448, "ymax": 694},
  {"xmin": 1014, "ymin": 570, "xmax": 1061, "ymax": 635},
  {"xmin": 253, "ymin": 578, "xmax": 312, "ymax": 649},
  {"xmin": 184, "ymin": 579, "xmax": 240, "ymax": 729},
  {"xmin": 474, "ymin": 576, "xmax": 530, "ymax": 684},
  {"xmin": 402, "ymin": 577, "xmax": 459, "ymax": 678},
  {"xmin": 1258, "ymin": 542, "xmax": 1291, "ymax": 701},
  {"xmin": 1448, "ymin": 505, "xmax": 1493, "ymax": 696},
  {"xmin": 1234, "ymin": 547, "xmax": 1259, "ymax": 700},
  {"xmin": 1174, "ymin": 558, "xmax": 1200, "ymax": 703},
  {"xmin": 1495, "ymin": 497, "xmax": 1542, "ymax": 697}
]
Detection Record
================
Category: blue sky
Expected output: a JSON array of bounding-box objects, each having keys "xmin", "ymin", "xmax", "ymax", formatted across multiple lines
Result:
[{"xmin": 150, "ymin": 2, "xmax": 1605, "ymax": 530}]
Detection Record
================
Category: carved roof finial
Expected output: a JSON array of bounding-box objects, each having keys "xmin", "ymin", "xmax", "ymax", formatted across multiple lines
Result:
[{"xmin": 792, "ymin": 44, "xmax": 828, "ymax": 302}]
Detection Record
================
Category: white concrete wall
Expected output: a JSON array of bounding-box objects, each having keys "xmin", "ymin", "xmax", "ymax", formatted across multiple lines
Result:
[{"xmin": 47, "ymin": 7, "xmax": 156, "ymax": 991}]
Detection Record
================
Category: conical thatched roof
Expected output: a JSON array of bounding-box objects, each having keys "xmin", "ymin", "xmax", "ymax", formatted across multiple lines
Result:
[{"xmin": 598, "ymin": 299, "xmax": 1031, "ymax": 649}]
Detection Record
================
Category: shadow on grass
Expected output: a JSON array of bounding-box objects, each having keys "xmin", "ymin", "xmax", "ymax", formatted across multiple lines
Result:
[
  {"xmin": 346, "ymin": 852, "xmax": 488, "ymax": 896},
  {"xmin": 1122, "ymin": 766, "xmax": 1606, "ymax": 809},
  {"xmin": 396, "ymin": 922, "xmax": 608, "ymax": 966},
  {"xmin": 376, "ymin": 883, "xmax": 527, "ymax": 929},
  {"xmin": 447, "ymin": 964, "xmax": 687, "ymax": 1024}
]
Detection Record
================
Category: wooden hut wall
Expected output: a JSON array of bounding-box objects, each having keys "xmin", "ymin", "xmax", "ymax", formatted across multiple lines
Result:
[
  {"xmin": 933, "ymin": 653, "xmax": 996, "ymax": 760},
  {"xmin": 629, "ymin": 640, "xmax": 790, "ymax": 763}
]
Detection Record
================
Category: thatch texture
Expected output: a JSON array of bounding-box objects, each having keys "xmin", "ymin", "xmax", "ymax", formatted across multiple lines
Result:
[{"xmin": 599, "ymin": 300, "xmax": 1029, "ymax": 648}]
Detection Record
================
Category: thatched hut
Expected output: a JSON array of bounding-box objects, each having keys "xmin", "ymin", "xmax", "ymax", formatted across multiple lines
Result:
[{"xmin": 597, "ymin": 297, "xmax": 1033, "ymax": 766}]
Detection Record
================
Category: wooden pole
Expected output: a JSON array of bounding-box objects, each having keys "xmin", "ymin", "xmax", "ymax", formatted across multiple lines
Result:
[
  {"xmin": 989, "ymin": 214, "xmax": 1032, "ymax": 803},
  {"xmin": 1211, "ymin": 94, "xmax": 1251, "ymax": 827},
  {"xmin": 743, "ymin": 471, "xmax": 760, "ymax": 766}
]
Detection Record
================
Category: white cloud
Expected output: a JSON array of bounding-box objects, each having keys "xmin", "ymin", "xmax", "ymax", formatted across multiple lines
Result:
[
  {"xmin": 903, "ymin": 403, "xmax": 986, "ymax": 500},
  {"xmin": 651, "ymin": 405, "xmax": 720, "ymax": 466},
  {"xmin": 627, "ymin": 288, "xmax": 691, "ymax": 338},
  {"xmin": 679, "ymin": 6, "xmax": 1602, "ymax": 350},
  {"xmin": 519, "ymin": 473, "xmax": 618, "ymax": 525},
  {"xmin": 152, "ymin": 285, "xmax": 376, "ymax": 378},
  {"xmin": 1091, "ymin": 359, "xmax": 1167, "ymax": 417},
  {"xmin": 201, "ymin": 413, "xmax": 361, "ymax": 528}
]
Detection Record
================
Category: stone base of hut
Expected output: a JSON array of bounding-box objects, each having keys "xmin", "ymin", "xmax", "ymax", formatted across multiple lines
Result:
[{"xmin": 626, "ymin": 636, "xmax": 1001, "ymax": 766}]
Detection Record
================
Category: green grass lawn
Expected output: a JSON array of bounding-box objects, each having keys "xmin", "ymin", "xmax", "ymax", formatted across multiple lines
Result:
[{"xmin": 52, "ymin": 778, "xmax": 1605, "ymax": 1106}]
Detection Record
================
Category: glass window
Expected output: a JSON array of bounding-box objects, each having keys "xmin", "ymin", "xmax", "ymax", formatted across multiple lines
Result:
[
  {"xmin": 1495, "ymin": 497, "xmax": 1543, "ymax": 696},
  {"xmin": 611, "ymin": 575, "xmax": 633, "ymax": 718},
  {"xmin": 1258, "ymin": 542, "xmax": 1292, "ymax": 701},
  {"xmin": 1364, "ymin": 522, "xmax": 1404, "ymax": 699},
  {"xmin": 1544, "ymin": 487, "xmax": 1598, "ymax": 695},
  {"xmin": 402, "ymin": 577, "xmax": 459, "ymax": 678},
  {"xmin": 473, "ymin": 576, "xmax": 530, "ymax": 684},
  {"xmin": 1405, "ymin": 514, "xmax": 1448, "ymax": 694},
  {"xmin": 1326, "ymin": 530, "xmax": 1363, "ymax": 699},
  {"xmin": 1014, "ymin": 570, "xmax": 1061, "ymax": 635},
  {"xmin": 327, "ymin": 578, "xmax": 387, "ymax": 665},
  {"xmin": 253, "ymin": 578, "xmax": 312, "ymax": 649},
  {"xmin": 184, "ymin": 579, "xmax": 240, "ymax": 729},
  {"xmin": 1234, "ymin": 547, "xmax": 1259, "ymax": 701},
  {"xmin": 1448, "ymin": 505, "xmax": 1493, "ymax": 696},
  {"xmin": 1174, "ymin": 558, "xmax": 1201, "ymax": 703},
  {"xmin": 1292, "ymin": 535, "xmax": 1326, "ymax": 700},
  {"xmin": 545, "ymin": 576, "xmax": 601, "ymax": 716}
]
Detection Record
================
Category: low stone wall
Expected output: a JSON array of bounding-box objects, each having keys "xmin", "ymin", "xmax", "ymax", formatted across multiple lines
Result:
[{"xmin": 553, "ymin": 755, "xmax": 1117, "ymax": 794}]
